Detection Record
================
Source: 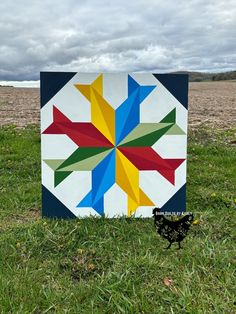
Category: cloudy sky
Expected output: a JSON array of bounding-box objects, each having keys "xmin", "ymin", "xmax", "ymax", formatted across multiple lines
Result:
[{"xmin": 0, "ymin": 0, "xmax": 235, "ymax": 84}]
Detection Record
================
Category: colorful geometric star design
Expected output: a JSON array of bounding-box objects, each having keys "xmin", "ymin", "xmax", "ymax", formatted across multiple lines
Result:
[{"xmin": 43, "ymin": 74, "xmax": 186, "ymax": 216}]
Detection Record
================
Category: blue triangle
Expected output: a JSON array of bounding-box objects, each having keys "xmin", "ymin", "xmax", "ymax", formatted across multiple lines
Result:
[
  {"xmin": 153, "ymin": 74, "xmax": 188, "ymax": 109},
  {"xmin": 40, "ymin": 72, "xmax": 76, "ymax": 107},
  {"xmin": 139, "ymin": 85, "xmax": 156, "ymax": 103},
  {"xmin": 77, "ymin": 191, "xmax": 93, "ymax": 207},
  {"xmin": 93, "ymin": 150, "xmax": 115, "ymax": 204},
  {"xmin": 77, "ymin": 192, "xmax": 104, "ymax": 216},
  {"xmin": 93, "ymin": 197, "xmax": 104, "ymax": 216},
  {"xmin": 160, "ymin": 184, "xmax": 186, "ymax": 213},
  {"xmin": 128, "ymin": 75, "xmax": 140, "ymax": 95},
  {"xmin": 42, "ymin": 185, "xmax": 76, "ymax": 218},
  {"xmin": 115, "ymin": 89, "xmax": 139, "ymax": 144},
  {"xmin": 117, "ymin": 92, "xmax": 140, "ymax": 144}
]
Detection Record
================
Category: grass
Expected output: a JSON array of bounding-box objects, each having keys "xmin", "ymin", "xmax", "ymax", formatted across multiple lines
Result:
[{"xmin": 0, "ymin": 124, "xmax": 236, "ymax": 313}]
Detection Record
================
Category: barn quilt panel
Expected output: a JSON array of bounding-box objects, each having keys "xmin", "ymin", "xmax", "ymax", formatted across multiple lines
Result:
[{"xmin": 40, "ymin": 73, "xmax": 188, "ymax": 218}]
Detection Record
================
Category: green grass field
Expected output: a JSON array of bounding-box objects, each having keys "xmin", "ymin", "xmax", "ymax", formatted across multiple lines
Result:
[{"xmin": 0, "ymin": 125, "xmax": 236, "ymax": 313}]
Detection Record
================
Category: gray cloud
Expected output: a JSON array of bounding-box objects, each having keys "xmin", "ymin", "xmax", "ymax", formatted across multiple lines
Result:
[{"xmin": 0, "ymin": 0, "xmax": 235, "ymax": 81}]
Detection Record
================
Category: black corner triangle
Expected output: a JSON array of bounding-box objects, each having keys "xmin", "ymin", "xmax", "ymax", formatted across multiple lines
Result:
[
  {"xmin": 42, "ymin": 185, "xmax": 76, "ymax": 218},
  {"xmin": 153, "ymin": 74, "xmax": 188, "ymax": 109},
  {"xmin": 40, "ymin": 72, "xmax": 77, "ymax": 108},
  {"xmin": 160, "ymin": 184, "xmax": 186, "ymax": 213}
]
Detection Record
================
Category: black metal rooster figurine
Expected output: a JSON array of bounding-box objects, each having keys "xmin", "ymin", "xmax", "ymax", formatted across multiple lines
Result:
[{"xmin": 153, "ymin": 208, "xmax": 194, "ymax": 249}]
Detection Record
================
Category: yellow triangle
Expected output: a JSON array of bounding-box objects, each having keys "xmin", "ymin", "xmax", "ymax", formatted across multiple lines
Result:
[
  {"xmin": 128, "ymin": 196, "xmax": 138, "ymax": 216},
  {"xmin": 128, "ymin": 190, "xmax": 154, "ymax": 216},
  {"xmin": 74, "ymin": 84, "xmax": 91, "ymax": 101},
  {"xmin": 91, "ymin": 74, "xmax": 103, "ymax": 95},
  {"xmin": 139, "ymin": 188, "xmax": 154, "ymax": 206},
  {"xmin": 91, "ymin": 88, "xmax": 115, "ymax": 144},
  {"xmin": 116, "ymin": 150, "xmax": 139, "ymax": 202}
]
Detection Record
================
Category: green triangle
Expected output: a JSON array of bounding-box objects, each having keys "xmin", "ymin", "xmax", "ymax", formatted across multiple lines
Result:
[
  {"xmin": 55, "ymin": 171, "xmax": 72, "ymax": 187},
  {"xmin": 160, "ymin": 108, "xmax": 176, "ymax": 123},
  {"xmin": 43, "ymin": 159, "xmax": 64, "ymax": 170},
  {"xmin": 57, "ymin": 147, "xmax": 111, "ymax": 170},
  {"xmin": 119, "ymin": 123, "xmax": 172, "ymax": 146},
  {"xmin": 119, "ymin": 124, "xmax": 173, "ymax": 147},
  {"xmin": 57, "ymin": 149, "xmax": 112, "ymax": 171},
  {"xmin": 165, "ymin": 124, "xmax": 185, "ymax": 135}
]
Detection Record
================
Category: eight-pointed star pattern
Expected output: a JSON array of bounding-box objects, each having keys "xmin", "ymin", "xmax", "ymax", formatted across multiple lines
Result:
[{"xmin": 42, "ymin": 74, "xmax": 187, "ymax": 217}]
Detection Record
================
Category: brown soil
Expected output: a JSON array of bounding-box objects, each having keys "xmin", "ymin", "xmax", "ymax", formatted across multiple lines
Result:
[
  {"xmin": 0, "ymin": 81, "xmax": 235, "ymax": 129},
  {"xmin": 0, "ymin": 87, "xmax": 39, "ymax": 128},
  {"xmin": 189, "ymin": 81, "xmax": 236, "ymax": 129}
]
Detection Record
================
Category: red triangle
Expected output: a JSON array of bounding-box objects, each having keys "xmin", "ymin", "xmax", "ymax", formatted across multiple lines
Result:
[{"xmin": 53, "ymin": 106, "xmax": 71, "ymax": 123}]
